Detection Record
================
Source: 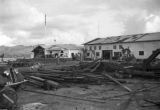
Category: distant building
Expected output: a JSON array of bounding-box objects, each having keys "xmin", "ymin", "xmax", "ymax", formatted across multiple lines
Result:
[
  {"xmin": 31, "ymin": 45, "xmax": 45, "ymax": 58},
  {"xmin": 46, "ymin": 44, "xmax": 82, "ymax": 58},
  {"xmin": 83, "ymin": 32, "xmax": 160, "ymax": 60}
]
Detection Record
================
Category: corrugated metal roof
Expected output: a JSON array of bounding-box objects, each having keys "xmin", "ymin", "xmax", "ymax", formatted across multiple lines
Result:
[
  {"xmin": 136, "ymin": 32, "xmax": 160, "ymax": 42},
  {"xmin": 84, "ymin": 32, "xmax": 160, "ymax": 45},
  {"xmin": 83, "ymin": 38, "xmax": 101, "ymax": 45}
]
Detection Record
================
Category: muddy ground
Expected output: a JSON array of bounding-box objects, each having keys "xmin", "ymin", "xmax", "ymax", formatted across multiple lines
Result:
[
  {"xmin": 17, "ymin": 78, "xmax": 160, "ymax": 110},
  {"xmin": 1, "ymin": 60, "xmax": 157, "ymax": 110}
]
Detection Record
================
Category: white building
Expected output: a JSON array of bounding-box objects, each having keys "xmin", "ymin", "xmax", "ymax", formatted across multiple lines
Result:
[
  {"xmin": 84, "ymin": 32, "xmax": 160, "ymax": 60},
  {"xmin": 46, "ymin": 44, "xmax": 82, "ymax": 58}
]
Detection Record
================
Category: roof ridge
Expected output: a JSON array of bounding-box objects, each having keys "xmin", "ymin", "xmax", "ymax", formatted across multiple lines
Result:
[{"xmin": 84, "ymin": 32, "xmax": 160, "ymax": 45}]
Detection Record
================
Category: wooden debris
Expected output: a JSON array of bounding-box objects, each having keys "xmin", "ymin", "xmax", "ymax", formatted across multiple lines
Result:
[
  {"xmin": 144, "ymin": 99, "xmax": 160, "ymax": 107},
  {"xmin": 28, "ymin": 76, "xmax": 59, "ymax": 90},
  {"xmin": 19, "ymin": 59, "xmax": 160, "ymax": 90},
  {"xmin": 0, "ymin": 87, "xmax": 17, "ymax": 110},
  {"xmin": 102, "ymin": 71, "xmax": 132, "ymax": 92}
]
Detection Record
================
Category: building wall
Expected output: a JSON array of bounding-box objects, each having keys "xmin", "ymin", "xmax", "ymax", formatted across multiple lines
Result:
[
  {"xmin": 45, "ymin": 49, "xmax": 50, "ymax": 55},
  {"xmin": 85, "ymin": 45, "xmax": 103, "ymax": 59},
  {"xmin": 62, "ymin": 50, "xmax": 69, "ymax": 58},
  {"xmin": 44, "ymin": 49, "xmax": 81, "ymax": 58},
  {"xmin": 68, "ymin": 49, "xmax": 82, "ymax": 58},
  {"xmin": 85, "ymin": 41, "xmax": 160, "ymax": 59},
  {"xmin": 30, "ymin": 53, "xmax": 34, "ymax": 58},
  {"xmin": 120, "ymin": 41, "xmax": 160, "ymax": 59}
]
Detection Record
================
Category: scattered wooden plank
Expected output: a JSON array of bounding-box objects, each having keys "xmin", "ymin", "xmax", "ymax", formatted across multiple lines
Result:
[
  {"xmin": 102, "ymin": 71, "xmax": 132, "ymax": 92},
  {"xmin": 29, "ymin": 76, "xmax": 59, "ymax": 87},
  {"xmin": 5, "ymin": 80, "xmax": 28, "ymax": 87},
  {"xmin": 90, "ymin": 60, "xmax": 101, "ymax": 72}
]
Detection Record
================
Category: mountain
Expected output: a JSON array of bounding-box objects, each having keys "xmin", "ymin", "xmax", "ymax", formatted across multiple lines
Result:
[
  {"xmin": 0, "ymin": 45, "xmax": 34, "ymax": 58},
  {"xmin": 0, "ymin": 44, "xmax": 83, "ymax": 58}
]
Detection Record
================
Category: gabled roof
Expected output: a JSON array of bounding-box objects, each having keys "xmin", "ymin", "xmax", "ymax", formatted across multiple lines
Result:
[
  {"xmin": 32, "ymin": 45, "xmax": 44, "ymax": 52},
  {"xmin": 84, "ymin": 32, "xmax": 160, "ymax": 45},
  {"xmin": 47, "ymin": 44, "xmax": 82, "ymax": 51},
  {"xmin": 83, "ymin": 38, "xmax": 101, "ymax": 45},
  {"xmin": 32, "ymin": 44, "xmax": 50, "ymax": 49},
  {"xmin": 47, "ymin": 45, "xmax": 66, "ymax": 51}
]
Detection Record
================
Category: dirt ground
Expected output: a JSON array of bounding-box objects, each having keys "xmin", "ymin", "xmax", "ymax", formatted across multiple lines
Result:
[
  {"xmin": 17, "ymin": 78, "xmax": 160, "ymax": 110},
  {"xmin": 0, "ymin": 61, "xmax": 158, "ymax": 110}
]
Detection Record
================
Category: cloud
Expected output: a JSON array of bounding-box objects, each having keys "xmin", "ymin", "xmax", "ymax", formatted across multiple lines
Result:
[
  {"xmin": 122, "ymin": 13, "xmax": 147, "ymax": 34},
  {"xmin": 0, "ymin": 0, "xmax": 160, "ymax": 46},
  {"xmin": 145, "ymin": 14, "xmax": 160, "ymax": 32},
  {"xmin": 106, "ymin": 0, "xmax": 160, "ymax": 35},
  {"xmin": 0, "ymin": 31, "xmax": 13, "ymax": 46},
  {"xmin": 0, "ymin": 0, "xmax": 43, "ymax": 36}
]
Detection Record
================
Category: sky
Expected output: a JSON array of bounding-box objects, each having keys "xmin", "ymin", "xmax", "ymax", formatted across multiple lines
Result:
[{"xmin": 0, "ymin": 0, "xmax": 160, "ymax": 46}]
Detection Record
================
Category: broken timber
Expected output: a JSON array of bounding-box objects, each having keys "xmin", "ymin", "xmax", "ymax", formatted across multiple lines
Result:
[
  {"xmin": 28, "ymin": 76, "xmax": 59, "ymax": 89},
  {"xmin": 102, "ymin": 71, "xmax": 132, "ymax": 92}
]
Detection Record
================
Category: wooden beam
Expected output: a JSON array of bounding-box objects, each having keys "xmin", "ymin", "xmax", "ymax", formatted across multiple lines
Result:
[{"xmin": 102, "ymin": 71, "xmax": 132, "ymax": 92}]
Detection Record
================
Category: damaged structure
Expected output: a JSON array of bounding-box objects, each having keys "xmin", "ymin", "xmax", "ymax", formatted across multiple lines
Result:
[
  {"xmin": 31, "ymin": 45, "xmax": 45, "ymax": 58},
  {"xmin": 84, "ymin": 32, "xmax": 160, "ymax": 60}
]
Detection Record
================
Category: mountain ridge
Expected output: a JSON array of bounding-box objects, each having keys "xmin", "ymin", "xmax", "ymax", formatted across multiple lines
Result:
[
  {"xmin": 0, "ymin": 44, "xmax": 83, "ymax": 58},
  {"xmin": 0, "ymin": 45, "xmax": 34, "ymax": 58}
]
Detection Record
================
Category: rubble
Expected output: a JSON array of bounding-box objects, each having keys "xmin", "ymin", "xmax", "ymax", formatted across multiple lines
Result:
[
  {"xmin": 0, "ymin": 87, "xmax": 18, "ymax": 110},
  {"xmin": 1, "ymin": 56, "xmax": 160, "ymax": 110},
  {"xmin": 18, "ymin": 58, "xmax": 160, "ymax": 89},
  {"xmin": 0, "ymin": 64, "xmax": 26, "ymax": 110}
]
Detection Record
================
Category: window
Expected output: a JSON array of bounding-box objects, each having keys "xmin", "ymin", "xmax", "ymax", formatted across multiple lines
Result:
[
  {"xmin": 99, "ymin": 46, "xmax": 101, "ymax": 50},
  {"xmin": 96, "ymin": 52, "xmax": 100, "ymax": 56},
  {"xmin": 90, "ymin": 46, "xmax": 92, "ymax": 50},
  {"xmin": 94, "ymin": 46, "xmax": 96, "ymax": 50},
  {"xmin": 119, "ymin": 45, "xmax": 123, "ymax": 49},
  {"xmin": 139, "ymin": 51, "xmax": 144, "ymax": 56},
  {"xmin": 114, "ymin": 52, "xmax": 122, "ymax": 57},
  {"xmin": 87, "ymin": 53, "xmax": 90, "ymax": 56},
  {"xmin": 60, "ymin": 51, "xmax": 64, "ymax": 56},
  {"xmin": 113, "ymin": 45, "xmax": 116, "ymax": 49}
]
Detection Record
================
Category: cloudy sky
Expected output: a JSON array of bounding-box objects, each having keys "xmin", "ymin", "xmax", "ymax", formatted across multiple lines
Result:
[{"xmin": 0, "ymin": 0, "xmax": 160, "ymax": 46}]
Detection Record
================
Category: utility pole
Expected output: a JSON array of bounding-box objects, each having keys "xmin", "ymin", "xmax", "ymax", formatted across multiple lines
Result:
[
  {"xmin": 97, "ymin": 20, "xmax": 100, "ymax": 37},
  {"xmin": 44, "ymin": 14, "xmax": 47, "ymax": 38},
  {"xmin": 44, "ymin": 14, "xmax": 47, "ymax": 64}
]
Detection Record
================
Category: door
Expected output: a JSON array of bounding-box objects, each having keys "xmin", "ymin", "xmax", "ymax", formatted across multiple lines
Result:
[{"xmin": 102, "ymin": 50, "xmax": 113, "ymax": 60}]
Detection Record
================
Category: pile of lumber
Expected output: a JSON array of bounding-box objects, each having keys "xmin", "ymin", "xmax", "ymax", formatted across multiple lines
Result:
[
  {"xmin": 19, "ymin": 59, "xmax": 160, "ymax": 89},
  {"xmin": 19, "ymin": 59, "xmax": 128, "ymax": 89}
]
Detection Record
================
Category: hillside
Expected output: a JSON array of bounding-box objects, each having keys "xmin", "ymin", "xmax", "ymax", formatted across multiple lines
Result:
[
  {"xmin": 0, "ymin": 45, "xmax": 34, "ymax": 58},
  {"xmin": 0, "ymin": 44, "xmax": 83, "ymax": 58}
]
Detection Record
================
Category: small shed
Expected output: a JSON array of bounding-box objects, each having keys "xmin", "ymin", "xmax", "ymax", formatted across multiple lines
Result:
[{"xmin": 31, "ymin": 45, "xmax": 45, "ymax": 58}]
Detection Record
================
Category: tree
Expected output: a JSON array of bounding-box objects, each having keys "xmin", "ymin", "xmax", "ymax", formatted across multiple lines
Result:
[{"xmin": 0, "ymin": 53, "xmax": 4, "ymax": 62}]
